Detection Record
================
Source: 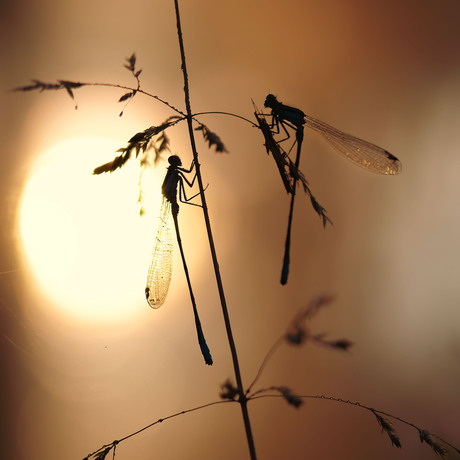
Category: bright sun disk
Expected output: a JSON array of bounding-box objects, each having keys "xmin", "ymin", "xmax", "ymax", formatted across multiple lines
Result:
[{"xmin": 18, "ymin": 137, "xmax": 162, "ymax": 323}]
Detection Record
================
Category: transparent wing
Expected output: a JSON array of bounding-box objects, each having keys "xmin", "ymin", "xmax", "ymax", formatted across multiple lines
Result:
[
  {"xmin": 145, "ymin": 198, "xmax": 173, "ymax": 308},
  {"xmin": 304, "ymin": 114, "xmax": 401, "ymax": 175}
]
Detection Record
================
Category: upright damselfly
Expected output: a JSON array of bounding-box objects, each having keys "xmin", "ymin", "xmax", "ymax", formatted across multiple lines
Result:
[
  {"xmin": 261, "ymin": 94, "xmax": 401, "ymax": 285},
  {"xmin": 145, "ymin": 155, "xmax": 213, "ymax": 365}
]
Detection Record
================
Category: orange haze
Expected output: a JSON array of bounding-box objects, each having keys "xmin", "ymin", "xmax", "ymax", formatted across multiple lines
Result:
[{"xmin": 1, "ymin": 1, "xmax": 460, "ymax": 459}]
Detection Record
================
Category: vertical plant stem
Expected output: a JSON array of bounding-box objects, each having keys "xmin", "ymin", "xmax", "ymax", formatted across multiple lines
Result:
[{"xmin": 173, "ymin": 1, "xmax": 257, "ymax": 459}]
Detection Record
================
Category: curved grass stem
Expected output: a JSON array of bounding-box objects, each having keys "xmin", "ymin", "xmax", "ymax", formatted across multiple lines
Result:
[{"xmin": 173, "ymin": 0, "xmax": 257, "ymax": 459}]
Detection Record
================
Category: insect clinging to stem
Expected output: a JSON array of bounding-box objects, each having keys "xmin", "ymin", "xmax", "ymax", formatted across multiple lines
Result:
[
  {"xmin": 145, "ymin": 154, "xmax": 213, "ymax": 365},
  {"xmin": 262, "ymin": 93, "xmax": 401, "ymax": 285}
]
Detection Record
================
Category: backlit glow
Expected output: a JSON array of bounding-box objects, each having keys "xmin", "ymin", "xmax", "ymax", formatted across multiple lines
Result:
[{"xmin": 18, "ymin": 137, "xmax": 162, "ymax": 323}]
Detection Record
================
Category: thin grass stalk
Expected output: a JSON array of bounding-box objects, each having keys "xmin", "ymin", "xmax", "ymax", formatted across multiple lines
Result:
[{"xmin": 172, "ymin": 1, "xmax": 257, "ymax": 459}]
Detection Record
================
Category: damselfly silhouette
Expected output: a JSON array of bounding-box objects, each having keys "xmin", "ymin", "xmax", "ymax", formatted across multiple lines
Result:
[
  {"xmin": 145, "ymin": 155, "xmax": 212, "ymax": 365},
  {"xmin": 262, "ymin": 94, "xmax": 401, "ymax": 285}
]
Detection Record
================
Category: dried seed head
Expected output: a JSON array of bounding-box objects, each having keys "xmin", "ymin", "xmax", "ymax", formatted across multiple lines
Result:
[
  {"xmin": 374, "ymin": 413, "xmax": 401, "ymax": 448},
  {"xmin": 220, "ymin": 379, "xmax": 239, "ymax": 401},
  {"xmin": 278, "ymin": 386, "xmax": 303, "ymax": 408},
  {"xmin": 419, "ymin": 430, "xmax": 448, "ymax": 457}
]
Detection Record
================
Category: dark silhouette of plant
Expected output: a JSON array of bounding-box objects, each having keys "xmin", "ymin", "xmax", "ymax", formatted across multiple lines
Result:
[
  {"xmin": 253, "ymin": 107, "xmax": 332, "ymax": 228},
  {"xmin": 14, "ymin": 1, "xmax": 459, "ymax": 460},
  {"xmin": 81, "ymin": 296, "xmax": 458, "ymax": 460}
]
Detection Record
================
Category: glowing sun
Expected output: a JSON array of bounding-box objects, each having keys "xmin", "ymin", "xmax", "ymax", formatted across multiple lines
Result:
[{"xmin": 18, "ymin": 137, "xmax": 161, "ymax": 323}]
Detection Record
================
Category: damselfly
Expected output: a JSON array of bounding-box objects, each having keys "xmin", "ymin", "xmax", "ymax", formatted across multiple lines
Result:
[
  {"xmin": 145, "ymin": 155, "xmax": 212, "ymax": 365},
  {"xmin": 261, "ymin": 94, "xmax": 401, "ymax": 285}
]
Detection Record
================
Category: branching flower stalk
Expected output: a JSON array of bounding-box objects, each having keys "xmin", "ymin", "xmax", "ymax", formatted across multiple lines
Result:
[
  {"xmin": 15, "ymin": 49, "xmax": 457, "ymax": 460},
  {"xmin": 14, "ymin": 16, "xmax": 258, "ymax": 460},
  {"xmin": 246, "ymin": 294, "xmax": 352, "ymax": 396},
  {"xmin": 83, "ymin": 295, "xmax": 459, "ymax": 459},
  {"xmin": 84, "ymin": 391, "xmax": 459, "ymax": 459},
  {"xmin": 83, "ymin": 400, "xmax": 234, "ymax": 460},
  {"xmin": 248, "ymin": 393, "xmax": 458, "ymax": 458},
  {"xmin": 172, "ymin": 0, "xmax": 257, "ymax": 459},
  {"xmin": 14, "ymin": 4, "xmax": 457, "ymax": 460}
]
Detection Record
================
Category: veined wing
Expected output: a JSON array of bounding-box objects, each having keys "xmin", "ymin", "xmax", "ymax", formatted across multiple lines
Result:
[
  {"xmin": 146, "ymin": 198, "xmax": 173, "ymax": 308},
  {"xmin": 304, "ymin": 114, "xmax": 401, "ymax": 175}
]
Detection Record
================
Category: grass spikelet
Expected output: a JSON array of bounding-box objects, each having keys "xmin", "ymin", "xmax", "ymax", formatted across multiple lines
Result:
[
  {"xmin": 277, "ymin": 386, "xmax": 303, "ymax": 408},
  {"xmin": 14, "ymin": 79, "xmax": 85, "ymax": 109},
  {"xmin": 195, "ymin": 124, "xmax": 228, "ymax": 153},
  {"xmin": 419, "ymin": 430, "xmax": 448, "ymax": 457},
  {"xmin": 92, "ymin": 121, "xmax": 175, "ymax": 174},
  {"xmin": 285, "ymin": 295, "xmax": 336, "ymax": 346},
  {"xmin": 373, "ymin": 412, "xmax": 402, "ymax": 448},
  {"xmin": 311, "ymin": 333, "xmax": 353, "ymax": 351},
  {"xmin": 84, "ymin": 443, "xmax": 115, "ymax": 460},
  {"xmin": 220, "ymin": 379, "xmax": 239, "ymax": 401}
]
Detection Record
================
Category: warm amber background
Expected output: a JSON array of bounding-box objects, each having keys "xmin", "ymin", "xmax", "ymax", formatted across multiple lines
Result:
[{"xmin": 1, "ymin": 0, "xmax": 460, "ymax": 459}]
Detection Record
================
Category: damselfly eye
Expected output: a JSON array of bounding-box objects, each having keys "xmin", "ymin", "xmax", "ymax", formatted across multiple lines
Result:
[
  {"xmin": 264, "ymin": 94, "xmax": 277, "ymax": 108},
  {"xmin": 168, "ymin": 155, "xmax": 182, "ymax": 167}
]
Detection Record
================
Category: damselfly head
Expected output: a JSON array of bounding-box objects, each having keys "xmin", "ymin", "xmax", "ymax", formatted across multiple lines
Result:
[
  {"xmin": 264, "ymin": 94, "xmax": 278, "ymax": 109},
  {"xmin": 168, "ymin": 155, "xmax": 182, "ymax": 167}
]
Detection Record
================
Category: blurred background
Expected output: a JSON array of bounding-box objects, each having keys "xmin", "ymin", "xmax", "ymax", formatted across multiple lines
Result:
[{"xmin": 1, "ymin": 0, "xmax": 460, "ymax": 458}]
